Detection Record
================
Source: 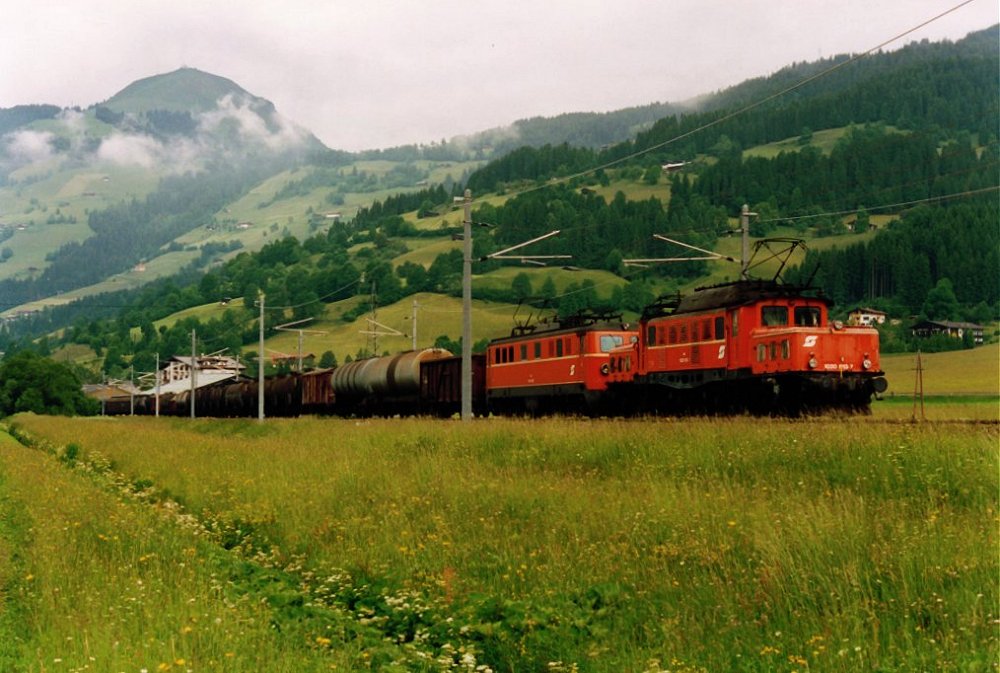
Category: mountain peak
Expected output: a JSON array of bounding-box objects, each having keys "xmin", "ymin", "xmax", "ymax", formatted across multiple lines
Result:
[{"xmin": 102, "ymin": 67, "xmax": 260, "ymax": 115}]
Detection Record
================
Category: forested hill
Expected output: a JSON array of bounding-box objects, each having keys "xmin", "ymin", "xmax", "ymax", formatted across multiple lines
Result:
[
  {"xmin": 2, "ymin": 26, "xmax": 998, "ymax": 375},
  {"xmin": 467, "ymin": 26, "xmax": 998, "ymax": 194},
  {"xmin": 693, "ymin": 25, "xmax": 999, "ymax": 116},
  {"xmin": 607, "ymin": 24, "xmax": 999, "ymax": 165}
]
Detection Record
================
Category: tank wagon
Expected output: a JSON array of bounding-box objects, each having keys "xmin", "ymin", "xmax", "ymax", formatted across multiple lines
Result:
[{"xmin": 332, "ymin": 348, "xmax": 453, "ymax": 415}]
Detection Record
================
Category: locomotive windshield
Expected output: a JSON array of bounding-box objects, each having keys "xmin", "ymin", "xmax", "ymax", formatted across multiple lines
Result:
[
  {"xmin": 761, "ymin": 306, "xmax": 788, "ymax": 327},
  {"xmin": 794, "ymin": 307, "xmax": 822, "ymax": 327}
]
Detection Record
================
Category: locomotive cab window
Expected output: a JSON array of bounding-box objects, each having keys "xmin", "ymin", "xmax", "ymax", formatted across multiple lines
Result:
[
  {"xmin": 600, "ymin": 335, "xmax": 624, "ymax": 352},
  {"xmin": 761, "ymin": 306, "xmax": 788, "ymax": 327},
  {"xmin": 647, "ymin": 325, "xmax": 656, "ymax": 346},
  {"xmin": 714, "ymin": 316, "xmax": 725, "ymax": 340},
  {"xmin": 794, "ymin": 307, "xmax": 821, "ymax": 327}
]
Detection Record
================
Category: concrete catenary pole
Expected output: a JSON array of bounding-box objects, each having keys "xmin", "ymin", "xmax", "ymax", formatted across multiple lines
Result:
[
  {"xmin": 155, "ymin": 352, "xmax": 160, "ymax": 417},
  {"xmin": 258, "ymin": 291, "xmax": 265, "ymax": 421},
  {"xmin": 411, "ymin": 299, "xmax": 419, "ymax": 351},
  {"xmin": 461, "ymin": 188, "xmax": 473, "ymax": 420},
  {"xmin": 190, "ymin": 329, "xmax": 197, "ymax": 419},
  {"xmin": 740, "ymin": 204, "xmax": 751, "ymax": 279}
]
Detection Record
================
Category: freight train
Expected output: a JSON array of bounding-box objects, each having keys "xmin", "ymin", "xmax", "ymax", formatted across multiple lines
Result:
[{"xmin": 104, "ymin": 277, "xmax": 887, "ymax": 418}]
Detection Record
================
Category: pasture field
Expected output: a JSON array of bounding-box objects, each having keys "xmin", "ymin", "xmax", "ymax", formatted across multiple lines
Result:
[
  {"xmin": 881, "ymin": 346, "xmax": 1000, "ymax": 397},
  {"xmin": 2, "ymin": 414, "xmax": 996, "ymax": 672}
]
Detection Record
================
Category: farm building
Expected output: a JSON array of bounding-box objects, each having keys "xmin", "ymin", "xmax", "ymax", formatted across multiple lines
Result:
[
  {"xmin": 910, "ymin": 320, "xmax": 985, "ymax": 345},
  {"xmin": 149, "ymin": 355, "xmax": 245, "ymax": 394},
  {"xmin": 83, "ymin": 382, "xmax": 142, "ymax": 401},
  {"xmin": 847, "ymin": 307, "xmax": 887, "ymax": 327}
]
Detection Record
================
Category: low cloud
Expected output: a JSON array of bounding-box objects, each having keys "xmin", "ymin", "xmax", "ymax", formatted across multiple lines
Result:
[
  {"xmin": 96, "ymin": 132, "xmax": 162, "ymax": 168},
  {"xmin": 4, "ymin": 129, "xmax": 55, "ymax": 163},
  {"xmin": 198, "ymin": 93, "xmax": 310, "ymax": 151},
  {"xmin": 1, "ymin": 92, "xmax": 311, "ymax": 179}
]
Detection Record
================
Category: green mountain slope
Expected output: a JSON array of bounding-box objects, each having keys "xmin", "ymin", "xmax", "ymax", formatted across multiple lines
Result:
[
  {"xmin": 103, "ymin": 67, "xmax": 257, "ymax": 114},
  {"xmin": 3, "ymin": 26, "xmax": 998, "ymax": 378}
]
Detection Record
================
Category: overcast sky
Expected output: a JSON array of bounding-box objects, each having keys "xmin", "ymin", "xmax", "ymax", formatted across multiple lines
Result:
[{"xmin": 2, "ymin": 0, "xmax": 995, "ymax": 151}]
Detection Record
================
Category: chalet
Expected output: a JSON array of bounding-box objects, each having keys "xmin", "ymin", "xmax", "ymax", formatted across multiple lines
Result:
[
  {"xmin": 844, "ymin": 218, "xmax": 877, "ymax": 233},
  {"xmin": 911, "ymin": 320, "xmax": 985, "ymax": 345},
  {"xmin": 847, "ymin": 307, "xmax": 887, "ymax": 327},
  {"xmin": 236, "ymin": 221, "xmax": 253, "ymax": 230},
  {"xmin": 661, "ymin": 161, "xmax": 687, "ymax": 172}
]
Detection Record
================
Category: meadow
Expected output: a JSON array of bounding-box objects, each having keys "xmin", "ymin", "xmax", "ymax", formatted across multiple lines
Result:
[{"xmin": 1, "ymin": 413, "xmax": 995, "ymax": 672}]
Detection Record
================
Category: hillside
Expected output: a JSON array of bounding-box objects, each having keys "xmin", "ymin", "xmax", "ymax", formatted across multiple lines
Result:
[
  {"xmin": 3, "ymin": 26, "xmax": 998, "ymax": 381},
  {"xmin": 103, "ymin": 67, "xmax": 259, "ymax": 115}
]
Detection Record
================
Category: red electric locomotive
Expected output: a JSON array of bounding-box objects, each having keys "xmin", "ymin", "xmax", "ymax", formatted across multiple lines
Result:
[
  {"xmin": 608, "ymin": 278, "xmax": 888, "ymax": 414},
  {"xmin": 485, "ymin": 313, "xmax": 638, "ymax": 414}
]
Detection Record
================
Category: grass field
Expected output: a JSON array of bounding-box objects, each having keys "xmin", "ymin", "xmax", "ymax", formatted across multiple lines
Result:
[
  {"xmin": 3, "ymin": 414, "xmax": 995, "ymax": 672},
  {"xmin": 0, "ymin": 163, "xmax": 160, "ymax": 282},
  {"xmin": 881, "ymin": 346, "xmax": 1000, "ymax": 398}
]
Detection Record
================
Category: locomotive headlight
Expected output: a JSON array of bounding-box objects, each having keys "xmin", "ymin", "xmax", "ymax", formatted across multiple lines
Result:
[
  {"xmin": 808, "ymin": 357, "xmax": 818, "ymax": 369},
  {"xmin": 600, "ymin": 363, "xmax": 610, "ymax": 375},
  {"xmin": 862, "ymin": 358, "xmax": 872, "ymax": 370}
]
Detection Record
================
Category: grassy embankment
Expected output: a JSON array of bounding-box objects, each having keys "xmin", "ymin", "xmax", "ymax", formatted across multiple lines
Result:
[
  {"xmin": 0, "ymin": 429, "xmax": 347, "ymax": 671},
  {"xmin": 3, "ymin": 414, "xmax": 996, "ymax": 671}
]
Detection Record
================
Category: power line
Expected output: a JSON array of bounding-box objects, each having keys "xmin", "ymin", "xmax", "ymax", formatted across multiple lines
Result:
[
  {"xmin": 464, "ymin": 0, "xmax": 984, "ymax": 206},
  {"xmin": 260, "ymin": 277, "xmax": 362, "ymax": 311},
  {"xmin": 756, "ymin": 185, "xmax": 1000, "ymax": 224}
]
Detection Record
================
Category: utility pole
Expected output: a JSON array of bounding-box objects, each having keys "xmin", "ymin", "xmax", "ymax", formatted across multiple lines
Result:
[
  {"xmin": 258, "ymin": 291, "xmax": 265, "ymax": 422},
  {"xmin": 155, "ymin": 352, "xmax": 160, "ymax": 417},
  {"xmin": 190, "ymin": 329, "xmax": 197, "ymax": 419},
  {"xmin": 912, "ymin": 350, "xmax": 925, "ymax": 422},
  {"xmin": 369, "ymin": 280, "xmax": 378, "ymax": 355},
  {"xmin": 411, "ymin": 299, "xmax": 419, "ymax": 351},
  {"xmin": 740, "ymin": 204, "xmax": 753, "ymax": 279},
  {"xmin": 461, "ymin": 188, "xmax": 473, "ymax": 421}
]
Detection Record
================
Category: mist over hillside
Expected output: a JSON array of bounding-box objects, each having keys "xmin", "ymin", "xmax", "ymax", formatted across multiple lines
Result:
[{"xmin": 0, "ymin": 68, "xmax": 321, "ymax": 180}]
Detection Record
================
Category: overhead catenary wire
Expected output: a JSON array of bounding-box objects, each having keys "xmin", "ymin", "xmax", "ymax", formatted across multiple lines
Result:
[
  {"xmin": 460, "ymin": 0, "xmax": 986, "ymax": 207},
  {"xmin": 1, "ymin": 1, "xmax": 990, "ymax": 321},
  {"xmin": 756, "ymin": 185, "xmax": 1000, "ymax": 224}
]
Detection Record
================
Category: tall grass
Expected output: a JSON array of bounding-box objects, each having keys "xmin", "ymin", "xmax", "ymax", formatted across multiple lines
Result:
[
  {"xmin": 6, "ymin": 414, "xmax": 997, "ymax": 672},
  {"xmin": 0, "ymin": 430, "xmax": 351, "ymax": 672}
]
